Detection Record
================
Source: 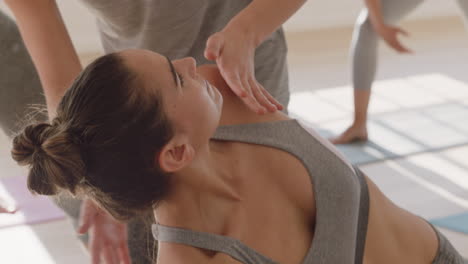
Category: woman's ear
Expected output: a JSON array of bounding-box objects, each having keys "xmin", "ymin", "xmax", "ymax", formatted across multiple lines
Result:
[{"xmin": 157, "ymin": 136, "xmax": 195, "ymax": 173}]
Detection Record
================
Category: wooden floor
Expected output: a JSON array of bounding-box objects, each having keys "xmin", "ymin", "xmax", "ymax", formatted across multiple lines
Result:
[{"xmin": 1, "ymin": 16, "xmax": 468, "ymax": 263}]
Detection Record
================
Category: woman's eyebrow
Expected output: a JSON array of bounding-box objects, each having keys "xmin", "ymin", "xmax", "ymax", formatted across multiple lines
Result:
[{"xmin": 165, "ymin": 56, "xmax": 179, "ymax": 87}]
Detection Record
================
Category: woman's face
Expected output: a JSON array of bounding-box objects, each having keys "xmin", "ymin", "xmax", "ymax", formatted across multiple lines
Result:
[{"xmin": 121, "ymin": 49, "xmax": 223, "ymax": 148}]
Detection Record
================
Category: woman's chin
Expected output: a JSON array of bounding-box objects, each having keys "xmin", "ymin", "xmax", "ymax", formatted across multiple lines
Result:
[{"xmin": 196, "ymin": 64, "xmax": 219, "ymax": 80}]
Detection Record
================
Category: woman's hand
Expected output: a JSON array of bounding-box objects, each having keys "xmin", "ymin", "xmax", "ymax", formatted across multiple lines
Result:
[
  {"xmin": 78, "ymin": 199, "xmax": 131, "ymax": 264},
  {"xmin": 0, "ymin": 196, "xmax": 17, "ymax": 214},
  {"xmin": 374, "ymin": 23, "xmax": 412, "ymax": 53},
  {"xmin": 204, "ymin": 30, "xmax": 283, "ymax": 115}
]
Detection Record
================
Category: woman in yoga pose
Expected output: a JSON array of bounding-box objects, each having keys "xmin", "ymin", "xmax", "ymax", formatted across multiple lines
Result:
[
  {"xmin": 4, "ymin": 0, "xmax": 305, "ymax": 261},
  {"xmin": 12, "ymin": 49, "xmax": 463, "ymax": 263}
]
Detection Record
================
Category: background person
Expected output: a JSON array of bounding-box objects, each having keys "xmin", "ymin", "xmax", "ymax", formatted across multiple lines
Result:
[{"xmin": 331, "ymin": 0, "xmax": 468, "ymax": 144}]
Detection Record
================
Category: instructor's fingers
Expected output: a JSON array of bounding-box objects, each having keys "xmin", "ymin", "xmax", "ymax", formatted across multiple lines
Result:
[
  {"xmin": 260, "ymin": 86, "xmax": 283, "ymax": 111},
  {"xmin": 118, "ymin": 242, "xmax": 132, "ymax": 264},
  {"xmin": 223, "ymin": 71, "xmax": 247, "ymax": 98},
  {"xmin": 241, "ymin": 78, "xmax": 266, "ymax": 114},
  {"xmin": 249, "ymin": 78, "xmax": 276, "ymax": 112},
  {"xmin": 103, "ymin": 245, "xmax": 119, "ymax": 264},
  {"xmin": 78, "ymin": 201, "xmax": 97, "ymax": 234},
  {"xmin": 204, "ymin": 33, "xmax": 224, "ymax": 61},
  {"xmin": 89, "ymin": 237, "xmax": 101, "ymax": 264}
]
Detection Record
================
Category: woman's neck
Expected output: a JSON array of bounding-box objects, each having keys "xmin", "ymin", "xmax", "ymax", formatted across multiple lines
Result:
[
  {"xmin": 155, "ymin": 65, "xmax": 289, "ymax": 231},
  {"xmin": 154, "ymin": 140, "xmax": 244, "ymax": 233}
]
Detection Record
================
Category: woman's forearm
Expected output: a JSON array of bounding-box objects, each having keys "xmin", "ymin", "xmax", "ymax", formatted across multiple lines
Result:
[
  {"xmin": 224, "ymin": 0, "xmax": 307, "ymax": 47},
  {"xmin": 5, "ymin": 0, "xmax": 82, "ymax": 119},
  {"xmin": 364, "ymin": 0, "xmax": 386, "ymax": 29}
]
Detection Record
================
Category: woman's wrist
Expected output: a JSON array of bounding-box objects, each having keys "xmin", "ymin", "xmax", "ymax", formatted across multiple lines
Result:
[{"xmin": 370, "ymin": 19, "xmax": 387, "ymax": 32}]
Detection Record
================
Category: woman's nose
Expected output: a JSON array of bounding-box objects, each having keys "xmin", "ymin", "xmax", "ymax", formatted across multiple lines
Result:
[{"xmin": 177, "ymin": 57, "xmax": 197, "ymax": 77}]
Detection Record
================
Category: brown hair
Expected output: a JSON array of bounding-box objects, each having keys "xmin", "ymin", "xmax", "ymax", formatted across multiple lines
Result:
[{"xmin": 11, "ymin": 53, "xmax": 174, "ymax": 221}]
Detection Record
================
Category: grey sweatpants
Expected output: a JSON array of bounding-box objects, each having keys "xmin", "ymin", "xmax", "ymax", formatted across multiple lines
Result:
[
  {"xmin": 351, "ymin": 0, "xmax": 468, "ymax": 90},
  {"xmin": 0, "ymin": 11, "xmax": 154, "ymax": 264},
  {"xmin": 0, "ymin": 12, "xmax": 46, "ymax": 136}
]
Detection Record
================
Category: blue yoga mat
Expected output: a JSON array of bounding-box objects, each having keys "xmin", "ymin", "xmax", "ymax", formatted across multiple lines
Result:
[
  {"xmin": 290, "ymin": 93, "xmax": 468, "ymax": 165},
  {"xmin": 431, "ymin": 212, "xmax": 468, "ymax": 234}
]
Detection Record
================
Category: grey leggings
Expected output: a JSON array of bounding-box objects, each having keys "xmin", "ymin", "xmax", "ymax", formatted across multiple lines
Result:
[
  {"xmin": 352, "ymin": 0, "xmax": 468, "ymax": 90},
  {"xmin": 0, "ymin": 11, "xmax": 46, "ymax": 136},
  {"xmin": 0, "ymin": 11, "xmax": 154, "ymax": 264}
]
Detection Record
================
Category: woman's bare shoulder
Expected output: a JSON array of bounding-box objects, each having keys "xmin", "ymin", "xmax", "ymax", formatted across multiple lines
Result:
[{"xmin": 197, "ymin": 64, "xmax": 290, "ymax": 126}]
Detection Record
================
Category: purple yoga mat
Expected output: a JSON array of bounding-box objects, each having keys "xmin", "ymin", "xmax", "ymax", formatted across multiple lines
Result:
[{"xmin": 0, "ymin": 175, "xmax": 65, "ymax": 229}]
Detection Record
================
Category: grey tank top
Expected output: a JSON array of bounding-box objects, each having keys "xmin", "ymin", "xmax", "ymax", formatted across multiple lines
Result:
[
  {"xmin": 77, "ymin": 0, "xmax": 290, "ymax": 106},
  {"xmin": 152, "ymin": 120, "xmax": 369, "ymax": 264}
]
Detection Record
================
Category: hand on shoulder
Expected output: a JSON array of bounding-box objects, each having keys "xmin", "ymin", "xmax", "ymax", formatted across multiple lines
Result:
[{"xmin": 196, "ymin": 64, "xmax": 288, "ymax": 126}]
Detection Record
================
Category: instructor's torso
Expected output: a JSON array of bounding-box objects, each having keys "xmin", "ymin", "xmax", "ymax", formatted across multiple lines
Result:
[
  {"xmin": 79, "ymin": 0, "xmax": 290, "ymax": 107},
  {"xmin": 79, "ymin": 0, "xmax": 251, "ymax": 63}
]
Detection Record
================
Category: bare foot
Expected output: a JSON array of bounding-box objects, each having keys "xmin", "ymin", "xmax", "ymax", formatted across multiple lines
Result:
[{"xmin": 329, "ymin": 125, "xmax": 368, "ymax": 145}]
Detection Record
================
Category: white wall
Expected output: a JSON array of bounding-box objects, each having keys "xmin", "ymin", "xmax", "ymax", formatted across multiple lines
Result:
[{"xmin": 1, "ymin": 0, "xmax": 464, "ymax": 53}]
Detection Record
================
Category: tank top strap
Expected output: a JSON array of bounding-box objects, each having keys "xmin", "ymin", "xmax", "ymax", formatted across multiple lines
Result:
[
  {"xmin": 212, "ymin": 120, "xmax": 301, "ymax": 150},
  {"xmin": 352, "ymin": 165, "xmax": 370, "ymax": 264},
  {"xmin": 152, "ymin": 224, "xmax": 279, "ymax": 264}
]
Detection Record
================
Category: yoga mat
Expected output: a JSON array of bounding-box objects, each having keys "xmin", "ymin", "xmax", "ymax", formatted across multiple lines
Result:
[
  {"xmin": 0, "ymin": 175, "xmax": 65, "ymax": 229},
  {"xmin": 289, "ymin": 74, "xmax": 468, "ymax": 165},
  {"xmin": 431, "ymin": 212, "xmax": 468, "ymax": 234},
  {"xmin": 314, "ymin": 103, "xmax": 468, "ymax": 165}
]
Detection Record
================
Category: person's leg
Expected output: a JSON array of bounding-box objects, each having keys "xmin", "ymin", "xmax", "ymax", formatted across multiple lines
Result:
[
  {"xmin": 331, "ymin": 0, "xmax": 424, "ymax": 144},
  {"xmin": 0, "ymin": 11, "xmax": 46, "ymax": 137},
  {"xmin": 456, "ymin": 0, "xmax": 468, "ymax": 27},
  {"xmin": 127, "ymin": 213, "xmax": 157, "ymax": 264}
]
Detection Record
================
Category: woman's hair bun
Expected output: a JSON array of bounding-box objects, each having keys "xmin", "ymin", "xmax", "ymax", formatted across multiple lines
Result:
[
  {"xmin": 11, "ymin": 122, "xmax": 86, "ymax": 195},
  {"xmin": 11, "ymin": 123, "xmax": 51, "ymax": 166}
]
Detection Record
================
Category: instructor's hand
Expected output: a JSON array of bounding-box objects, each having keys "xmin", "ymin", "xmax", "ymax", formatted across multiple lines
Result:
[
  {"xmin": 374, "ymin": 24, "xmax": 412, "ymax": 53},
  {"xmin": 78, "ymin": 199, "xmax": 131, "ymax": 264},
  {"xmin": 204, "ymin": 30, "xmax": 283, "ymax": 114}
]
